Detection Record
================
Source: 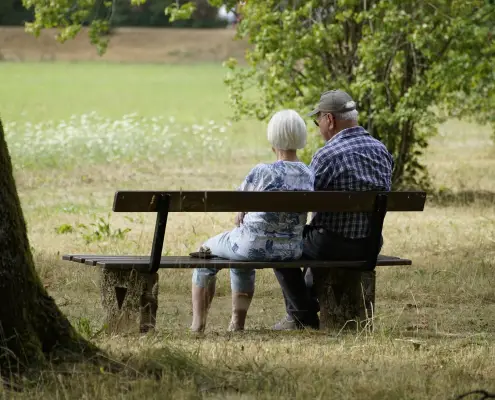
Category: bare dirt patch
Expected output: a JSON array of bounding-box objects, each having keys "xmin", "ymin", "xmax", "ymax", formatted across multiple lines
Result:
[{"xmin": 0, "ymin": 26, "xmax": 249, "ymax": 63}]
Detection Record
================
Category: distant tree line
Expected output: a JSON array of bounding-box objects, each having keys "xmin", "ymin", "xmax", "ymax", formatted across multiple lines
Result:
[{"xmin": 0, "ymin": 0, "xmax": 229, "ymax": 28}]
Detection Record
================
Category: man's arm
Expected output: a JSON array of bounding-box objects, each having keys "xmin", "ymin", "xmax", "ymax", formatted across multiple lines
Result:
[{"xmin": 309, "ymin": 148, "xmax": 337, "ymax": 191}]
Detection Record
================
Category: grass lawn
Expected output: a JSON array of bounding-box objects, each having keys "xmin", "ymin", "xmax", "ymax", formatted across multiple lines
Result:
[
  {"xmin": 1, "ymin": 62, "xmax": 235, "ymax": 121},
  {"xmin": 0, "ymin": 62, "xmax": 494, "ymax": 399}
]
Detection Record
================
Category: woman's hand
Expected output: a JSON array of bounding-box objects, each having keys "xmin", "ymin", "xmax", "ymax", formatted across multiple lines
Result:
[{"xmin": 235, "ymin": 212, "xmax": 246, "ymax": 227}]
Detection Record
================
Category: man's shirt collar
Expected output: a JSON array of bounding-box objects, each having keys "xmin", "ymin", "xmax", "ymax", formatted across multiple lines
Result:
[{"xmin": 325, "ymin": 126, "xmax": 368, "ymax": 144}]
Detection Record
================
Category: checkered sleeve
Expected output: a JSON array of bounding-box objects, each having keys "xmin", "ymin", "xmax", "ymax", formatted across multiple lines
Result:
[
  {"xmin": 308, "ymin": 127, "xmax": 394, "ymax": 238},
  {"xmin": 309, "ymin": 147, "xmax": 338, "ymax": 191}
]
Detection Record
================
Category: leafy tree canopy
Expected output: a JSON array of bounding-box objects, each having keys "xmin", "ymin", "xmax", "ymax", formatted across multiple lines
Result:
[{"xmin": 22, "ymin": 0, "xmax": 495, "ymax": 188}]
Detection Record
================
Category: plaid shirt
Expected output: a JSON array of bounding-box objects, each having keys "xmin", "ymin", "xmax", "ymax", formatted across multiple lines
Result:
[{"xmin": 309, "ymin": 126, "xmax": 394, "ymax": 239}]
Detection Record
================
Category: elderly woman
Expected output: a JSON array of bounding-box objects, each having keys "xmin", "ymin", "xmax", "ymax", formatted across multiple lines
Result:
[{"xmin": 191, "ymin": 109, "xmax": 314, "ymax": 332}]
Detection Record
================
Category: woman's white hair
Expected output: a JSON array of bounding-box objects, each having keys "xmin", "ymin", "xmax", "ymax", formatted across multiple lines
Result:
[{"xmin": 267, "ymin": 109, "xmax": 307, "ymax": 150}]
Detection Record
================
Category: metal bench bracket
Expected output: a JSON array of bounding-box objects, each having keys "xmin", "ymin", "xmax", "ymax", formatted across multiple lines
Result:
[
  {"xmin": 366, "ymin": 193, "xmax": 389, "ymax": 270},
  {"xmin": 149, "ymin": 193, "xmax": 171, "ymax": 273}
]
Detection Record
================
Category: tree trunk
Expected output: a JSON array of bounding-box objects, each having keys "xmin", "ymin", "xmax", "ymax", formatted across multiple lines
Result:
[{"xmin": 0, "ymin": 119, "xmax": 95, "ymax": 375}]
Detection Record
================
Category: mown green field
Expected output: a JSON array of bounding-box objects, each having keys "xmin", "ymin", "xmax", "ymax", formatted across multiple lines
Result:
[{"xmin": 0, "ymin": 62, "xmax": 494, "ymax": 399}]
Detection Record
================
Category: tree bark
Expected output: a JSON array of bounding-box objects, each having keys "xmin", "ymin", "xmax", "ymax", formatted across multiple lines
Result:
[{"xmin": 0, "ymin": 118, "xmax": 96, "ymax": 375}]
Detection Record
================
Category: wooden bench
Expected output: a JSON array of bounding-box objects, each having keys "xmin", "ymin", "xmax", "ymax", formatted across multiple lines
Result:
[{"xmin": 62, "ymin": 190, "xmax": 426, "ymax": 333}]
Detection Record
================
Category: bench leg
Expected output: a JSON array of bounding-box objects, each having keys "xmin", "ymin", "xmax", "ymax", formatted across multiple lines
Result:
[
  {"xmin": 315, "ymin": 269, "xmax": 376, "ymax": 332},
  {"xmin": 100, "ymin": 268, "xmax": 159, "ymax": 334}
]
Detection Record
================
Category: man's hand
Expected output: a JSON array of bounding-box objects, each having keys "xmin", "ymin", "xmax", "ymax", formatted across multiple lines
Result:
[{"xmin": 235, "ymin": 212, "xmax": 246, "ymax": 227}]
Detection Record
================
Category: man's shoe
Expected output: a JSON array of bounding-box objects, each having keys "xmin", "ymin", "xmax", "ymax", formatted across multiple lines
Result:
[
  {"xmin": 272, "ymin": 315, "xmax": 304, "ymax": 331},
  {"xmin": 273, "ymin": 315, "xmax": 320, "ymax": 331}
]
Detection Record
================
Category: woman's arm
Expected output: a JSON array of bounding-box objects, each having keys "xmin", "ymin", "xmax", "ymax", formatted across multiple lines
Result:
[
  {"xmin": 235, "ymin": 211, "xmax": 245, "ymax": 227},
  {"xmin": 235, "ymin": 164, "xmax": 264, "ymax": 226}
]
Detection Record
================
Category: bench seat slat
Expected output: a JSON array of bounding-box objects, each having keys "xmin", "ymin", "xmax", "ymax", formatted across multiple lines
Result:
[{"xmin": 62, "ymin": 254, "xmax": 411, "ymax": 271}]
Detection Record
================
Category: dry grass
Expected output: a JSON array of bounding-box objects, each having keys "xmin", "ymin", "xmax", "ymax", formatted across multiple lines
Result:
[
  {"xmin": 11, "ymin": 121, "xmax": 495, "ymax": 398},
  {"xmin": 0, "ymin": 51, "xmax": 494, "ymax": 398}
]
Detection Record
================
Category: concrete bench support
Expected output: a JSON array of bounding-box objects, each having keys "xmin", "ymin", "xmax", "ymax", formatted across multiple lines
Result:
[
  {"xmin": 100, "ymin": 268, "xmax": 158, "ymax": 334},
  {"xmin": 316, "ymin": 269, "xmax": 376, "ymax": 331}
]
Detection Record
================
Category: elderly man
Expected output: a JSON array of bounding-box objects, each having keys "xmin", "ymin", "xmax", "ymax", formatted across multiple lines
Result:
[{"xmin": 273, "ymin": 89, "xmax": 394, "ymax": 330}]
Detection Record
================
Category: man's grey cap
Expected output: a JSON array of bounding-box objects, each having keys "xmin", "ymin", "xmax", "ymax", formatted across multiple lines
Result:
[{"xmin": 307, "ymin": 90, "xmax": 357, "ymax": 117}]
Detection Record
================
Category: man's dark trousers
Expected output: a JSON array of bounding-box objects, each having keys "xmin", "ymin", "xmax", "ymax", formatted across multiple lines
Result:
[{"xmin": 273, "ymin": 226, "xmax": 372, "ymax": 327}]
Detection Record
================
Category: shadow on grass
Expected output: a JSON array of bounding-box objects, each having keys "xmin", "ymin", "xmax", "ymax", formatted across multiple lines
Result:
[
  {"xmin": 3, "ymin": 331, "xmax": 494, "ymax": 399},
  {"xmin": 2, "ymin": 344, "xmax": 302, "ymax": 398}
]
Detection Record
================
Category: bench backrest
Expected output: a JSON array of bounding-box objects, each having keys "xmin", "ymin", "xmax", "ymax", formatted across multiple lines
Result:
[{"xmin": 113, "ymin": 191, "xmax": 426, "ymax": 213}]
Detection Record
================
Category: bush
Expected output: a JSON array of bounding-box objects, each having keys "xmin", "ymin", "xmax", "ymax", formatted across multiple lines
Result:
[{"xmin": 220, "ymin": 0, "xmax": 495, "ymax": 189}]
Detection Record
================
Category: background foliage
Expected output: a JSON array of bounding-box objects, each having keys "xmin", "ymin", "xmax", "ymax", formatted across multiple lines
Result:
[
  {"xmin": 13, "ymin": 0, "xmax": 495, "ymax": 189},
  {"xmin": 1, "ymin": 0, "xmax": 227, "ymax": 28},
  {"xmin": 217, "ymin": 0, "xmax": 495, "ymax": 188}
]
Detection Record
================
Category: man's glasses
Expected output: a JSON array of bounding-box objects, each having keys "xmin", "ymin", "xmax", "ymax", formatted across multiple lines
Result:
[{"xmin": 313, "ymin": 112, "xmax": 329, "ymax": 127}]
